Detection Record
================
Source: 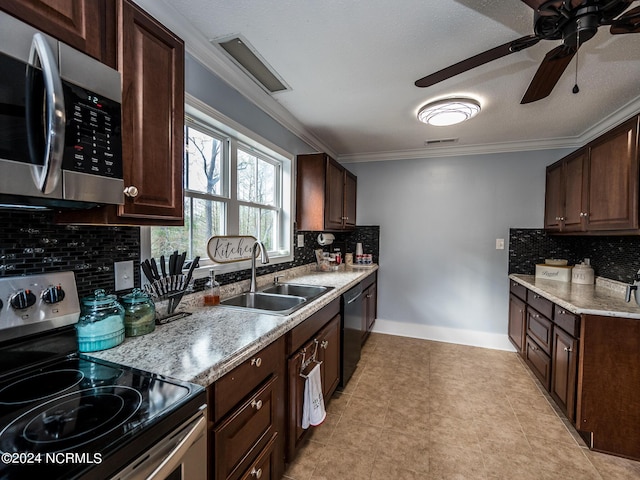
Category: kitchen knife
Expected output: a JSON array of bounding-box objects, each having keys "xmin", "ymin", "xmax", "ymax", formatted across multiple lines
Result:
[
  {"xmin": 150, "ymin": 258, "xmax": 160, "ymax": 280},
  {"xmin": 141, "ymin": 261, "xmax": 155, "ymax": 283},
  {"xmin": 169, "ymin": 251, "xmax": 178, "ymax": 276},
  {"xmin": 160, "ymin": 255, "xmax": 167, "ymax": 277},
  {"xmin": 176, "ymin": 251, "xmax": 187, "ymax": 274},
  {"xmin": 183, "ymin": 256, "xmax": 200, "ymax": 291}
]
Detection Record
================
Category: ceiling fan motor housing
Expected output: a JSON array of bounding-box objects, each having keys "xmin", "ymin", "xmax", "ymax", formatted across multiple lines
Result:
[{"xmin": 562, "ymin": 6, "xmax": 600, "ymax": 46}]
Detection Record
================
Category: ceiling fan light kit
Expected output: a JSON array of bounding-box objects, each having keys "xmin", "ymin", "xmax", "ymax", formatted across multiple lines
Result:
[
  {"xmin": 415, "ymin": 0, "xmax": 640, "ymax": 104},
  {"xmin": 417, "ymin": 98, "xmax": 481, "ymax": 126}
]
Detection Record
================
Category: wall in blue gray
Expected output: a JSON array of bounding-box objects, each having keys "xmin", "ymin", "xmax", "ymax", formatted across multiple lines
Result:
[{"xmin": 344, "ymin": 148, "xmax": 572, "ymax": 348}]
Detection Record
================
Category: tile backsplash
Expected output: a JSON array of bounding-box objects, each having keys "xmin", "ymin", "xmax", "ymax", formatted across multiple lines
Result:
[
  {"xmin": 0, "ymin": 209, "xmax": 140, "ymax": 298},
  {"xmin": 0, "ymin": 208, "xmax": 380, "ymax": 297},
  {"xmin": 509, "ymin": 228, "xmax": 640, "ymax": 283}
]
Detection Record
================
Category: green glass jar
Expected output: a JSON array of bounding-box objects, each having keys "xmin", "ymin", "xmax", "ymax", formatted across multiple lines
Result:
[
  {"xmin": 76, "ymin": 289, "xmax": 125, "ymax": 352},
  {"xmin": 120, "ymin": 288, "xmax": 156, "ymax": 337}
]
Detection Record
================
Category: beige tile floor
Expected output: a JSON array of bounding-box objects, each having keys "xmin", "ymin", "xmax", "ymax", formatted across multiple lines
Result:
[{"xmin": 283, "ymin": 333, "xmax": 640, "ymax": 480}]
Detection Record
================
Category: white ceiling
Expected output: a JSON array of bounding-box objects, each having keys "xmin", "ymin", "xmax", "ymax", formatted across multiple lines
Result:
[{"xmin": 140, "ymin": 0, "xmax": 640, "ymax": 162}]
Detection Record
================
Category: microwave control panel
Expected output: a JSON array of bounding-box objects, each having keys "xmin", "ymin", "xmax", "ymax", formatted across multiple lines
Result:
[{"xmin": 62, "ymin": 81, "xmax": 123, "ymax": 179}]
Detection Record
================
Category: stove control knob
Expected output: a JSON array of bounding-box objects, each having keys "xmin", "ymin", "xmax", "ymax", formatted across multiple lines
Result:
[
  {"xmin": 10, "ymin": 289, "xmax": 37, "ymax": 310},
  {"xmin": 42, "ymin": 285, "xmax": 65, "ymax": 304}
]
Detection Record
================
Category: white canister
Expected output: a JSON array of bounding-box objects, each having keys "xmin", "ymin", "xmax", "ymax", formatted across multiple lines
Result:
[{"xmin": 572, "ymin": 263, "xmax": 594, "ymax": 284}]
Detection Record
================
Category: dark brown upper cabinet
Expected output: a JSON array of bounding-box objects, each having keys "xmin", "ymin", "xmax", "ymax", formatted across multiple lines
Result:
[
  {"xmin": 0, "ymin": 0, "xmax": 116, "ymax": 67},
  {"xmin": 544, "ymin": 115, "xmax": 639, "ymax": 234},
  {"xmin": 296, "ymin": 153, "xmax": 357, "ymax": 231},
  {"xmin": 56, "ymin": 0, "xmax": 185, "ymax": 226}
]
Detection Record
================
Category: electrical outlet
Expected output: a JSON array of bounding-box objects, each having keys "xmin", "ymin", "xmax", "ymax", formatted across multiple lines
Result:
[
  {"xmin": 496, "ymin": 238, "xmax": 505, "ymax": 250},
  {"xmin": 297, "ymin": 234, "xmax": 305, "ymax": 248},
  {"xmin": 114, "ymin": 260, "xmax": 134, "ymax": 291}
]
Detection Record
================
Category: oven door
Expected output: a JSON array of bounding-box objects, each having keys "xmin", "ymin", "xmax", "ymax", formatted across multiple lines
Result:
[{"xmin": 111, "ymin": 410, "xmax": 207, "ymax": 480}]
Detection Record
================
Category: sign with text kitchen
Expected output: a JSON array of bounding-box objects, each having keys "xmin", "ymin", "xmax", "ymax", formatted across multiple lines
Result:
[{"xmin": 207, "ymin": 235, "xmax": 258, "ymax": 263}]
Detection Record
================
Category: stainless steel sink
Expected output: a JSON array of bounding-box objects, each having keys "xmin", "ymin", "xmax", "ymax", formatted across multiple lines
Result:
[
  {"xmin": 219, "ymin": 283, "xmax": 333, "ymax": 315},
  {"xmin": 219, "ymin": 292, "xmax": 306, "ymax": 315},
  {"xmin": 261, "ymin": 283, "xmax": 331, "ymax": 301}
]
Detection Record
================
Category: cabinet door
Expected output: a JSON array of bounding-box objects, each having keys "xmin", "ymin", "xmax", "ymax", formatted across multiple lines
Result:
[
  {"xmin": 318, "ymin": 314, "xmax": 341, "ymax": 400},
  {"xmin": 118, "ymin": 0, "xmax": 184, "ymax": 221},
  {"xmin": 365, "ymin": 282, "xmax": 377, "ymax": 333},
  {"xmin": 551, "ymin": 327, "xmax": 578, "ymax": 423},
  {"xmin": 563, "ymin": 150, "xmax": 588, "ymax": 232},
  {"xmin": 325, "ymin": 159, "xmax": 345, "ymax": 230},
  {"xmin": 544, "ymin": 161, "xmax": 563, "ymax": 231},
  {"xmin": 214, "ymin": 376, "xmax": 278, "ymax": 480},
  {"xmin": 586, "ymin": 117, "xmax": 639, "ymax": 231},
  {"xmin": 344, "ymin": 170, "xmax": 357, "ymax": 229},
  {"xmin": 508, "ymin": 294, "xmax": 526, "ymax": 355},
  {"xmin": 286, "ymin": 338, "xmax": 315, "ymax": 461},
  {"xmin": 0, "ymin": 0, "xmax": 116, "ymax": 66},
  {"xmin": 525, "ymin": 335, "xmax": 551, "ymax": 391}
]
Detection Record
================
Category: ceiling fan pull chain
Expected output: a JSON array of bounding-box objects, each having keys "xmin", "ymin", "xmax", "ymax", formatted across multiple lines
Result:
[{"xmin": 573, "ymin": 29, "xmax": 580, "ymax": 94}]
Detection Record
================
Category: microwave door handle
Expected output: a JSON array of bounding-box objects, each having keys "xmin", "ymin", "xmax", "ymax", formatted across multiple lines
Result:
[{"xmin": 27, "ymin": 33, "xmax": 65, "ymax": 194}]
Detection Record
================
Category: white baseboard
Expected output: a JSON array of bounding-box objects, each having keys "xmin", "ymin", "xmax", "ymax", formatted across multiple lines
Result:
[{"xmin": 371, "ymin": 318, "xmax": 516, "ymax": 352}]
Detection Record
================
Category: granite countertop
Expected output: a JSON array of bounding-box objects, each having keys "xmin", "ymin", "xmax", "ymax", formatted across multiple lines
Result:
[
  {"xmin": 90, "ymin": 264, "xmax": 378, "ymax": 387},
  {"xmin": 509, "ymin": 273, "xmax": 640, "ymax": 319}
]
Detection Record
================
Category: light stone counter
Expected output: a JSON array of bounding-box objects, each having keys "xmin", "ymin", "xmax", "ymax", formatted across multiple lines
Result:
[
  {"xmin": 89, "ymin": 264, "xmax": 378, "ymax": 387},
  {"xmin": 509, "ymin": 274, "xmax": 640, "ymax": 319}
]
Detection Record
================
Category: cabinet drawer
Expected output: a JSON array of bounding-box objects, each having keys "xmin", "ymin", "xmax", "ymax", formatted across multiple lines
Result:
[
  {"xmin": 525, "ymin": 335, "xmax": 552, "ymax": 391},
  {"xmin": 212, "ymin": 337, "xmax": 284, "ymax": 422},
  {"xmin": 527, "ymin": 308, "xmax": 553, "ymax": 355},
  {"xmin": 286, "ymin": 298, "xmax": 340, "ymax": 355},
  {"xmin": 509, "ymin": 281, "xmax": 527, "ymax": 301},
  {"xmin": 240, "ymin": 433, "xmax": 277, "ymax": 480},
  {"xmin": 214, "ymin": 376, "xmax": 278, "ymax": 480},
  {"xmin": 527, "ymin": 291, "xmax": 553, "ymax": 319},
  {"xmin": 553, "ymin": 305, "xmax": 580, "ymax": 337}
]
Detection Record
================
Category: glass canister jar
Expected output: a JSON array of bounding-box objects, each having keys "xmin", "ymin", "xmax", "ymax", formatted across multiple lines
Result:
[
  {"xmin": 76, "ymin": 289, "xmax": 125, "ymax": 352},
  {"xmin": 120, "ymin": 288, "xmax": 156, "ymax": 337}
]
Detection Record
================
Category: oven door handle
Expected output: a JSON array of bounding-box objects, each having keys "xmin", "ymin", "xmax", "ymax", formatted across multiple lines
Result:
[
  {"xmin": 147, "ymin": 414, "xmax": 206, "ymax": 480},
  {"xmin": 27, "ymin": 33, "xmax": 65, "ymax": 194}
]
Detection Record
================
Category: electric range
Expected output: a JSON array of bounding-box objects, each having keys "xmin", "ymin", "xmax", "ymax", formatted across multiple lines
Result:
[{"xmin": 0, "ymin": 272, "xmax": 206, "ymax": 479}]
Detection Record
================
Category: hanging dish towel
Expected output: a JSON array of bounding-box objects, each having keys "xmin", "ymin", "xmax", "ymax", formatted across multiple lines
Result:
[{"xmin": 301, "ymin": 363, "xmax": 326, "ymax": 429}]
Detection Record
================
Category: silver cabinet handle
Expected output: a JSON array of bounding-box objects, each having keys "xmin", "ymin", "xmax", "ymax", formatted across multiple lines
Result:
[
  {"xmin": 251, "ymin": 467, "xmax": 263, "ymax": 478},
  {"xmin": 123, "ymin": 186, "xmax": 139, "ymax": 198},
  {"xmin": 27, "ymin": 33, "xmax": 65, "ymax": 194},
  {"xmin": 251, "ymin": 399, "xmax": 263, "ymax": 410},
  {"xmin": 251, "ymin": 357, "xmax": 262, "ymax": 368},
  {"xmin": 321, "ymin": 340, "xmax": 329, "ymax": 349},
  {"xmin": 564, "ymin": 347, "xmax": 573, "ymax": 353},
  {"xmin": 580, "ymin": 212, "xmax": 589, "ymax": 217}
]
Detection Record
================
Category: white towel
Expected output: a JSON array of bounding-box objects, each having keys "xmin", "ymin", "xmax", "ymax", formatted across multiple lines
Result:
[{"xmin": 301, "ymin": 363, "xmax": 326, "ymax": 429}]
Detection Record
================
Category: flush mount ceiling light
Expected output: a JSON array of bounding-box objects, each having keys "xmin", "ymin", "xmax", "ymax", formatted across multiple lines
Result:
[{"xmin": 417, "ymin": 98, "xmax": 481, "ymax": 126}]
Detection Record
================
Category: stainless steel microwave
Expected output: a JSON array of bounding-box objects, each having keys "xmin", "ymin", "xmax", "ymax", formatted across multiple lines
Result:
[{"xmin": 0, "ymin": 11, "xmax": 124, "ymax": 209}]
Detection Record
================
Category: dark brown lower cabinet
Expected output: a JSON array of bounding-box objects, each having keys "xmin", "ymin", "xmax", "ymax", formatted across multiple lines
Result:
[
  {"xmin": 524, "ymin": 335, "xmax": 552, "ymax": 391},
  {"xmin": 551, "ymin": 327, "xmax": 578, "ymax": 423},
  {"xmin": 208, "ymin": 337, "xmax": 285, "ymax": 480},
  {"xmin": 285, "ymin": 299, "xmax": 341, "ymax": 462},
  {"xmin": 508, "ymin": 294, "xmax": 526, "ymax": 354},
  {"xmin": 361, "ymin": 272, "xmax": 377, "ymax": 343}
]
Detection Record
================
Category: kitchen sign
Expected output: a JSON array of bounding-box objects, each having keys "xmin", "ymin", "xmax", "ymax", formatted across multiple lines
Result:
[{"xmin": 207, "ymin": 235, "xmax": 258, "ymax": 263}]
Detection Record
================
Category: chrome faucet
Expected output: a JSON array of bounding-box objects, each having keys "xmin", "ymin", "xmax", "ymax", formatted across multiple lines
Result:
[{"xmin": 250, "ymin": 241, "xmax": 269, "ymax": 293}]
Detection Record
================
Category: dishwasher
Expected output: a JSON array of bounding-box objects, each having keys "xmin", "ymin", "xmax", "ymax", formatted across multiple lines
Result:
[{"xmin": 340, "ymin": 283, "xmax": 363, "ymax": 387}]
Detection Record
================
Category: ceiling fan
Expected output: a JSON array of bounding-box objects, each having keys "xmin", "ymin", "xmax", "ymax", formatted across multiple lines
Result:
[{"xmin": 415, "ymin": 0, "xmax": 640, "ymax": 103}]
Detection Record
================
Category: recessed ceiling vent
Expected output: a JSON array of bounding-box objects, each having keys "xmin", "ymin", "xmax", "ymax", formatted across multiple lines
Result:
[
  {"xmin": 424, "ymin": 138, "xmax": 459, "ymax": 146},
  {"xmin": 213, "ymin": 35, "xmax": 290, "ymax": 94}
]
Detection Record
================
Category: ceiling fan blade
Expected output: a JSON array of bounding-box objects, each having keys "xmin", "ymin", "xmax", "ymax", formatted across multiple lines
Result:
[
  {"xmin": 415, "ymin": 35, "xmax": 540, "ymax": 88},
  {"xmin": 521, "ymin": 45, "xmax": 577, "ymax": 104},
  {"xmin": 610, "ymin": 6, "xmax": 640, "ymax": 34}
]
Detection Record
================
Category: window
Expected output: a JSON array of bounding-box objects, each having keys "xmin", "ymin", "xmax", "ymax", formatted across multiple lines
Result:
[{"xmin": 144, "ymin": 101, "xmax": 293, "ymax": 274}]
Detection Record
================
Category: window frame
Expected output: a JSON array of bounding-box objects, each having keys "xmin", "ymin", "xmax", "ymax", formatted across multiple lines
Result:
[{"xmin": 141, "ymin": 94, "xmax": 295, "ymax": 279}]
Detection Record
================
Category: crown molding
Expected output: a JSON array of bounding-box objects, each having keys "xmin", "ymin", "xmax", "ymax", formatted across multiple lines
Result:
[
  {"xmin": 340, "ymin": 95, "xmax": 640, "ymax": 164},
  {"xmin": 132, "ymin": 0, "xmax": 336, "ymax": 159}
]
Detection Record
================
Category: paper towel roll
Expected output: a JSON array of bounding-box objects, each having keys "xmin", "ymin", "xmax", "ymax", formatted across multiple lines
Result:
[{"xmin": 317, "ymin": 233, "xmax": 335, "ymax": 245}]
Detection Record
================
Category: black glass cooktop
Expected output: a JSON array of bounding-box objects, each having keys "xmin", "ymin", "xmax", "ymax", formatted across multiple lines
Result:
[{"xmin": 0, "ymin": 355, "xmax": 204, "ymax": 479}]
